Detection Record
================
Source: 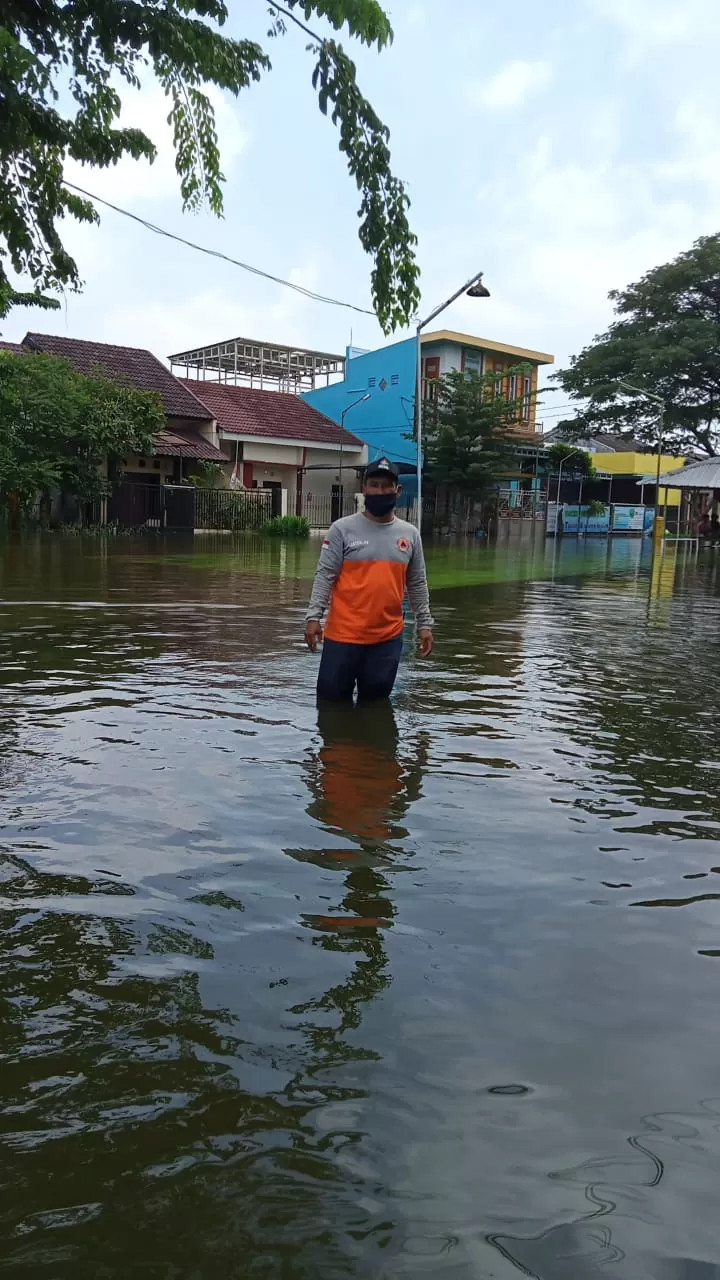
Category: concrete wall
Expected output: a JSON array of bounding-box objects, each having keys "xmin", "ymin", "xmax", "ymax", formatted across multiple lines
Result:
[
  {"xmin": 167, "ymin": 415, "xmax": 218, "ymax": 446},
  {"xmin": 242, "ymin": 441, "xmax": 303, "ymax": 467},
  {"xmin": 217, "ymin": 437, "xmax": 365, "ymax": 502},
  {"xmin": 424, "ymin": 340, "xmax": 464, "ymax": 375},
  {"xmin": 593, "ymin": 451, "xmax": 685, "ymax": 507},
  {"xmin": 122, "ymin": 453, "xmax": 175, "ymax": 479}
]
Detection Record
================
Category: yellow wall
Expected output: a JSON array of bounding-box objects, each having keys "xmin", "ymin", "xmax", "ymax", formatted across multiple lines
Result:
[{"xmin": 593, "ymin": 451, "xmax": 686, "ymax": 507}]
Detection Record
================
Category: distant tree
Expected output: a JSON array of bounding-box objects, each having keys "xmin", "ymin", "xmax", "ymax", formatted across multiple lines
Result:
[
  {"xmin": 0, "ymin": 350, "xmax": 163, "ymax": 518},
  {"xmin": 421, "ymin": 367, "xmax": 533, "ymax": 497},
  {"xmin": 554, "ymin": 234, "xmax": 720, "ymax": 456},
  {"xmin": 0, "ymin": 0, "xmax": 418, "ymax": 333},
  {"xmin": 545, "ymin": 443, "xmax": 595, "ymax": 479}
]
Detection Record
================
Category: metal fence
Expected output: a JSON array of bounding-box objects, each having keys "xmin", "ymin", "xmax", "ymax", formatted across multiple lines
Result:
[
  {"xmin": 496, "ymin": 488, "xmax": 547, "ymax": 519},
  {"xmin": 106, "ymin": 482, "xmax": 272, "ymax": 531},
  {"xmin": 107, "ymin": 482, "xmax": 164, "ymax": 528},
  {"xmin": 298, "ymin": 491, "xmax": 355, "ymax": 528},
  {"xmin": 298, "ymin": 491, "xmax": 418, "ymax": 528},
  {"xmin": 194, "ymin": 486, "xmax": 271, "ymax": 530}
]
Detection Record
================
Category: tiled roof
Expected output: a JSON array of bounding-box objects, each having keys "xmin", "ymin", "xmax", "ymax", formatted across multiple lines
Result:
[
  {"xmin": 0, "ymin": 340, "xmax": 23, "ymax": 352},
  {"xmin": 177, "ymin": 379, "xmax": 363, "ymax": 447},
  {"xmin": 23, "ymin": 332, "xmax": 212, "ymax": 421},
  {"xmin": 153, "ymin": 430, "xmax": 225, "ymax": 461}
]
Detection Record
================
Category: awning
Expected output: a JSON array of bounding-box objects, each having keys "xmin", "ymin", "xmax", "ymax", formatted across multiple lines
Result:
[
  {"xmin": 153, "ymin": 430, "xmax": 225, "ymax": 461},
  {"xmin": 635, "ymin": 458, "xmax": 720, "ymax": 488}
]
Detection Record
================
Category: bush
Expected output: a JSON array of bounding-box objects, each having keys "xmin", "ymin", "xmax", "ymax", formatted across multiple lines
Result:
[{"xmin": 262, "ymin": 515, "xmax": 310, "ymax": 538}]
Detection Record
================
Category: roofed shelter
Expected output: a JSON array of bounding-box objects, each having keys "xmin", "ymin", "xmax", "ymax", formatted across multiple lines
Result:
[{"xmin": 169, "ymin": 336, "xmax": 345, "ymax": 393}]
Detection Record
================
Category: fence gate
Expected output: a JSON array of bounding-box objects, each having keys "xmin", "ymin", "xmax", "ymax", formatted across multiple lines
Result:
[
  {"xmin": 107, "ymin": 481, "xmax": 162, "ymax": 527},
  {"xmin": 164, "ymin": 485, "xmax": 196, "ymax": 530}
]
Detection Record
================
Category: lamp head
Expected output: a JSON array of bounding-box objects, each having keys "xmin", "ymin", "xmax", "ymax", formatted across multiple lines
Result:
[{"xmin": 466, "ymin": 274, "xmax": 491, "ymax": 299}]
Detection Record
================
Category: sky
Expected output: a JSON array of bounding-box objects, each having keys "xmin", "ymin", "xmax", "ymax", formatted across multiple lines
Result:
[{"xmin": 5, "ymin": 0, "xmax": 720, "ymax": 428}]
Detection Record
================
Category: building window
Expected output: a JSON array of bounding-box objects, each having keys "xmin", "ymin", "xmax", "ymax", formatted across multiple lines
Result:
[
  {"xmin": 508, "ymin": 375, "xmax": 518, "ymax": 401},
  {"xmin": 422, "ymin": 355, "xmax": 441, "ymax": 402},
  {"xmin": 462, "ymin": 348, "xmax": 483, "ymax": 377},
  {"xmin": 522, "ymin": 375, "xmax": 532, "ymax": 421}
]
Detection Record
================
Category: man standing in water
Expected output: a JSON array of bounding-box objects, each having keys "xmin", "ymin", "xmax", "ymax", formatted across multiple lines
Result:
[{"xmin": 305, "ymin": 459, "xmax": 434, "ymax": 702}]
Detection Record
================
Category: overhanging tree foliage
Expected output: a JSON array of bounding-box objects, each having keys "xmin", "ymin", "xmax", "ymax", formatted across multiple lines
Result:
[
  {"xmin": 421, "ymin": 367, "xmax": 532, "ymax": 498},
  {"xmin": 554, "ymin": 234, "xmax": 720, "ymax": 457},
  {"xmin": 0, "ymin": 0, "xmax": 419, "ymax": 332},
  {"xmin": 0, "ymin": 350, "xmax": 164, "ymax": 515}
]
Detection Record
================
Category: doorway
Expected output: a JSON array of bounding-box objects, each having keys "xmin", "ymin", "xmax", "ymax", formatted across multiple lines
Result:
[
  {"xmin": 262, "ymin": 480, "xmax": 283, "ymax": 517},
  {"xmin": 331, "ymin": 484, "xmax": 344, "ymax": 523}
]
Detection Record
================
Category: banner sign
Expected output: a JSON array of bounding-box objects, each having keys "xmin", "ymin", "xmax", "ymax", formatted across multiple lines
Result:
[{"xmin": 612, "ymin": 505, "xmax": 645, "ymax": 531}]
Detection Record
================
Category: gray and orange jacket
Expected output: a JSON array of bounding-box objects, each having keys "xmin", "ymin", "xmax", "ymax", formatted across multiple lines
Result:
[{"xmin": 306, "ymin": 512, "xmax": 433, "ymax": 644}]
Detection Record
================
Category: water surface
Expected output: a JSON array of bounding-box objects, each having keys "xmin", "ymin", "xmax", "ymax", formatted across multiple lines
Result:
[{"xmin": 2, "ymin": 534, "xmax": 720, "ymax": 1278}]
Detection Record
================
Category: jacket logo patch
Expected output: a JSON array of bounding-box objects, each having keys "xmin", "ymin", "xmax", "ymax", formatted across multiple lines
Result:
[
  {"xmin": 396, "ymin": 537, "xmax": 410, "ymax": 553},
  {"xmin": 346, "ymin": 539, "xmax": 369, "ymax": 550}
]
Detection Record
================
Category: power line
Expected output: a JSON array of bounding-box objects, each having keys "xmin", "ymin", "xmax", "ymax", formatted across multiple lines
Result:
[
  {"xmin": 63, "ymin": 181, "xmax": 376, "ymax": 318},
  {"xmin": 266, "ymin": 0, "xmax": 321, "ymax": 43}
]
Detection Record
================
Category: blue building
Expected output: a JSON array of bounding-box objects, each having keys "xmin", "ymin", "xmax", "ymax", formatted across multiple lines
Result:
[
  {"xmin": 303, "ymin": 336, "xmax": 417, "ymax": 475},
  {"xmin": 302, "ymin": 330, "xmax": 554, "ymax": 502}
]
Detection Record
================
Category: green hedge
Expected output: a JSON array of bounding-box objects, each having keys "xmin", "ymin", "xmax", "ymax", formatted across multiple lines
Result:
[{"xmin": 262, "ymin": 515, "xmax": 310, "ymax": 538}]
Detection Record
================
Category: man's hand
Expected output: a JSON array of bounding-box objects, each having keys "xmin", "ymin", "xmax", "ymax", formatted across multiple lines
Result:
[
  {"xmin": 305, "ymin": 620, "xmax": 324, "ymax": 653},
  {"xmin": 419, "ymin": 627, "xmax": 434, "ymax": 658}
]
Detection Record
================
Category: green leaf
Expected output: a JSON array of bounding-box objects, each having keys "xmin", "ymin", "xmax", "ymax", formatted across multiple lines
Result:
[
  {"xmin": 1, "ymin": 0, "xmax": 417, "ymax": 330},
  {"xmin": 554, "ymin": 233, "xmax": 720, "ymax": 457}
]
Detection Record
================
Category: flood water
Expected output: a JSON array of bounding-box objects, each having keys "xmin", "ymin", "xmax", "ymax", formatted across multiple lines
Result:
[{"xmin": 2, "ymin": 533, "xmax": 720, "ymax": 1278}]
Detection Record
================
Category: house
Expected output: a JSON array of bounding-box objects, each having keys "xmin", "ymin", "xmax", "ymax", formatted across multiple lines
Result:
[
  {"xmin": 21, "ymin": 333, "xmax": 226, "ymax": 483},
  {"xmin": 176, "ymin": 379, "xmax": 367, "ymax": 522},
  {"xmin": 301, "ymin": 331, "xmax": 555, "ymax": 499}
]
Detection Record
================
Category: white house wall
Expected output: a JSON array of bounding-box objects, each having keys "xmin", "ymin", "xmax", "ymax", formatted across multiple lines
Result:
[{"xmin": 242, "ymin": 441, "xmax": 304, "ymax": 467}]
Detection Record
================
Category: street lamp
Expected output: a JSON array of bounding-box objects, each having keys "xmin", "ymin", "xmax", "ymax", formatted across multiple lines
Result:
[
  {"xmin": 415, "ymin": 270, "xmax": 491, "ymax": 530},
  {"xmin": 340, "ymin": 392, "xmax": 371, "ymax": 511},
  {"xmin": 555, "ymin": 448, "xmax": 582, "ymax": 534},
  {"xmin": 617, "ymin": 380, "xmax": 665, "ymax": 536}
]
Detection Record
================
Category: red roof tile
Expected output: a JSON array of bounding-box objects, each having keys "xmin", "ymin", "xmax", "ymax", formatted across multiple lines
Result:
[
  {"xmin": 23, "ymin": 333, "xmax": 212, "ymax": 421},
  {"xmin": 177, "ymin": 379, "xmax": 363, "ymax": 448},
  {"xmin": 153, "ymin": 430, "xmax": 225, "ymax": 461}
]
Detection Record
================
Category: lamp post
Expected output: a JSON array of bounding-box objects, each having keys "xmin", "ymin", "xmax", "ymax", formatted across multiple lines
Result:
[
  {"xmin": 415, "ymin": 270, "xmax": 490, "ymax": 531},
  {"xmin": 340, "ymin": 392, "xmax": 371, "ymax": 515},
  {"xmin": 556, "ymin": 448, "xmax": 581, "ymax": 534},
  {"xmin": 617, "ymin": 380, "xmax": 665, "ymax": 537}
]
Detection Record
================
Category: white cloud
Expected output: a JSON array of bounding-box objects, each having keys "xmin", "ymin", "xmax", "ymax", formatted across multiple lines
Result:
[
  {"xmin": 463, "ymin": 114, "xmax": 720, "ymax": 384},
  {"xmin": 654, "ymin": 97, "xmax": 720, "ymax": 198},
  {"xmin": 469, "ymin": 59, "xmax": 551, "ymax": 111},
  {"xmin": 588, "ymin": 0, "xmax": 720, "ymax": 44}
]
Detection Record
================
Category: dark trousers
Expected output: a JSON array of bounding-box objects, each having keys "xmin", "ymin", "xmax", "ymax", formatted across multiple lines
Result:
[{"xmin": 317, "ymin": 635, "xmax": 403, "ymax": 703}]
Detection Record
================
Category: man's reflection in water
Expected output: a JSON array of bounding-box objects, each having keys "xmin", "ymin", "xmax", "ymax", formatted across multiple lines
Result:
[
  {"xmin": 285, "ymin": 702, "xmax": 428, "ymax": 1046},
  {"xmin": 291, "ymin": 700, "xmax": 428, "ymax": 930}
]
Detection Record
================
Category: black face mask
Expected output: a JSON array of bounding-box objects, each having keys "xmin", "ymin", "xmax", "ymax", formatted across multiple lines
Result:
[{"xmin": 364, "ymin": 492, "xmax": 397, "ymax": 517}]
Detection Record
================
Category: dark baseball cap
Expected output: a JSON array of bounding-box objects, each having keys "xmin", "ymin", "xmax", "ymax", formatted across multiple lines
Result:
[{"xmin": 364, "ymin": 457, "xmax": 400, "ymax": 482}]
